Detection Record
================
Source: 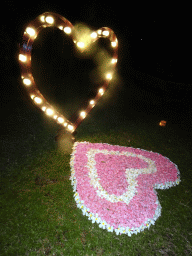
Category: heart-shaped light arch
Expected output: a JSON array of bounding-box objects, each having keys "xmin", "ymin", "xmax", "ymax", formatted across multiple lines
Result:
[{"xmin": 18, "ymin": 12, "xmax": 118, "ymax": 133}]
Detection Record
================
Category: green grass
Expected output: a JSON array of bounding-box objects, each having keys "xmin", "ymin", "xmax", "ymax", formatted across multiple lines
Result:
[{"xmin": 0, "ymin": 95, "xmax": 192, "ymax": 255}]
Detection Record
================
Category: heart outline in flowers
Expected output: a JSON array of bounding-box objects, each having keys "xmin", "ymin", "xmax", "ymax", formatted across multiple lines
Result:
[{"xmin": 18, "ymin": 12, "xmax": 118, "ymax": 133}]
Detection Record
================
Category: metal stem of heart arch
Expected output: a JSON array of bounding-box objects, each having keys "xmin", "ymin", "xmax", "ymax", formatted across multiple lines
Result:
[{"xmin": 18, "ymin": 12, "xmax": 118, "ymax": 134}]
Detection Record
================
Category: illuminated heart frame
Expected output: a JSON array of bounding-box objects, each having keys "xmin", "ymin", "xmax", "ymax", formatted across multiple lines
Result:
[{"xmin": 18, "ymin": 12, "xmax": 118, "ymax": 133}]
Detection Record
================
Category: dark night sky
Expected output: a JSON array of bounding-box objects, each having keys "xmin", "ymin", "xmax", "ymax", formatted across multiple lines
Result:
[{"xmin": 1, "ymin": 1, "xmax": 192, "ymax": 113}]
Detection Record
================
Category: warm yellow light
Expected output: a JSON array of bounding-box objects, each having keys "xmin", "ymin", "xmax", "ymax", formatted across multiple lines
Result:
[
  {"xmin": 106, "ymin": 73, "xmax": 112, "ymax": 80},
  {"xmin": 97, "ymin": 29, "xmax": 102, "ymax": 35},
  {"xmin": 42, "ymin": 106, "xmax": 46, "ymax": 111},
  {"xmin": 40, "ymin": 15, "xmax": 45, "ymax": 22},
  {"xmin": 102, "ymin": 30, "xmax": 109, "ymax": 36},
  {"xmin": 58, "ymin": 26, "xmax": 63, "ymax": 30},
  {"xmin": 26, "ymin": 27, "xmax": 36, "ymax": 37},
  {"xmin": 64, "ymin": 27, "xmax": 71, "ymax": 34},
  {"xmin": 34, "ymin": 97, "xmax": 42, "ymax": 104},
  {"xmin": 23, "ymin": 78, "xmax": 31, "ymax": 86},
  {"xmin": 77, "ymin": 42, "xmax": 85, "ymax": 48},
  {"xmin": 30, "ymin": 94, "xmax": 35, "ymax": 100},
  {"xmin": 90, "ymin": 100, "xmax": 95, "ymax": 106},
  {"xmin": 80, "ymin": 111, "xmax": 86, "ymax": 119},
  {"xmin": 99, "ymin": 88, "xmax": 104, "ymax": 95},
  {"xmin": 68, "ymin": 124, "xmax": 74, "ymax": 131},
  {"xmin": 111, "ymin": 58, "xmax": 118, "ymax": 64},
  {"xmin": 45, "ymin": 16, "xmax": 54, "ymax": 24},
  {"xmin": 46, "ymin": 108, "xmax": 54, "ymax": 116},
  {"xmin": 58, "ymin": 117, "xmax": 64, "ymax": 123},
  {"xmin": 53, "ymin": 115, "xmax": 58, "ymax": 119},
  {"xmin": 19, "ymin": 54, "xmax": 27, "ymax": 62},
  {"xmin": 91, "ymin": 32, "xmax": 97, "ymax": 39},
  {"xmin": 111, "ymin": 41, "xmax": 117, "ymax": 47}
]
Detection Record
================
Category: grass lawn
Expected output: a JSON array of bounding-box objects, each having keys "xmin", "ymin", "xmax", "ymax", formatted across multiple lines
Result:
[{"xmin": 0, "ymin": 81, "xmax": 192, "ymax": 255}]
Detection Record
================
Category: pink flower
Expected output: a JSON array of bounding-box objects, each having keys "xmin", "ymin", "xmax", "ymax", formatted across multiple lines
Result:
[{"xmin": 70, "ymin": 142, "xmax": 180, "ymax": 235}]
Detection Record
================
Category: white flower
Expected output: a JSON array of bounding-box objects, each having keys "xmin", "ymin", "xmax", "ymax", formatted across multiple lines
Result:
[
  {"xmin": 135, "ymin": 227, "xmax": 140, "ymax": 233},
  {"xmin": 107, "ymin": 224, "xmax": 114, "ymax": 232},
  {"xmin": 82, "ymin": 207, "xmax": 89, "ymax": 216},
  {"xmin": 90, "ymin": 213, "xmax": 100, "ymax": 224},
  {"xmin": 125, "ymin": 227, "xmax": 132, "ymax": 236},
  {"xmin": 120, "ymin": 227, "xmax": 126, "ymax": 234},
  {"xmin": 88, "ymin": 213, "xmax": 93, "ymax": 220},
  {"xmin": 75, "ymin": 196, "xmax": 80, "ymax": 203},
  {"xmin": 99, "ymin": 220, "xmax": 107, "ymax": 229},
  {"xmin": 140, "ymin": 224, "xmax": 145, "ymax": 232},
  {"xmin": 115, "ymin": 227, "xmax": 121, "ymax": 235},
  {"xmin": 149, "ymin": 219, "xmax": 155, "ymax": 225},
  {"xmin": 145, "ymin": 221, "xmax": 151, "ymax": 229}
]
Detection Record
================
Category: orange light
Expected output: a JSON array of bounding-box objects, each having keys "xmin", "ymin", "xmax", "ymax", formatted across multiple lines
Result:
[
  {"xmin": 91, "ymin": 32, "xmax": 97, "ymax": 39},
  {"xmin": 19, "ymin": 54, "xmax": 27, "ymax": 62},
  {"xmin": 26, "ymin": 27, "xmax": 36, "ymax": 37},
  {"xmin": 77, "ymin": 42, "xmax": 85, "ymax": 48},
  {"xmin": 58, "ymin": 117, "xmax": 64, "ymax": 123},
  {"xmin": 68, "ymin": 124, "xmax": 74, "ymax": 131},
  {"xmin": 90, "ymin": 100, "xmax": 95, "ymax": 106},
  {"xmin": 99, "ymin": 88, "xmax": 104, "ymax": 96},
  {"xmin": 159, "ymin": 120, "xmax": 167, "ymax": 127},
  {"xmin": 103, "ymin": 30, "xmax": 109, "ymax": 36},
  {"xmin": 80, "ymin": 111, "xmax": 86, "ymax": 119},
  {"xmin": 45, "ymin": 16, "xmax": 54, "ymax": 24},
  {"xmin": 106, "ymin": 73, "xmax": 112, "ymax": 80},
  {"xmin": 46, "ymin": 108, "xmax": 54, "ymax": 116},
  {"xmin": 111, "ymin": 41, "xmax": 117, "ymax": 47},
  {"xmin": 34, "ymin": 97, "xmax": 42, "ymax": 104},
  {"xmin": 111, "ymin": 58, "xmax": 117, "ymax": 64},
  {"xmin": 64, "ymin": 27, "xmax": 72, "ymax": 34},
  {"xmin": 23, "ymin": 78, "xmax": 31, "ymax": 86}
]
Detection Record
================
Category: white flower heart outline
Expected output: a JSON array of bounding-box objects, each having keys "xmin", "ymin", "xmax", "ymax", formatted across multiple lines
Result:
[{"xmin": 87, "ymin": 149, "xmax": 157, "ymax": 205}]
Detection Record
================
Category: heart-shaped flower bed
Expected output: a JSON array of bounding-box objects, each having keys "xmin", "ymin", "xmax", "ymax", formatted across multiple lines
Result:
[
  {"xmin": 70, "ymin": 142, "xmax": 181, "ymax": 236},
  {"xmin": 18, "ymin": 12, "xmax": 118, "ymax": 133}
]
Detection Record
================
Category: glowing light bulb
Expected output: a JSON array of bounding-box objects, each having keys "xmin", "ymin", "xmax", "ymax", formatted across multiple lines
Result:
[
  {"xmin": 68, "ymin": 124, "xmax": 74, "ymax": 131},
  {"xmin": 53, "ymin": 115, "xmax": 58, "ymax": 119},
  {"xmin": 99, "ymin": 88, "xmax": 104, "ymax": 95},
  {"xmin": 77, "ymin": 42, "xmax": 85, "ymax": 48},
  {"xmin": 45, "ymin": 16, "xmax": 54, "ymax": 24},
  {"xmin": 102, "ymin": 30, "xmax": 109, "ymax": 36},
  {"xmin": 42, "ymin": 106, "xmax": 46, "ymax": 111},
  {"xmin": 64, "ymin": 27, "xmax": 71, "ymax": 34},
  {"xmin": 111, "ymin": 41, "xmax": 117, "ymax": 47},
  {"xmin": 30, "ymin": 95, "xmax": 35, "ymax": 99},
  {"xmin": 58, "ymin": 26, "xmax": 63, "ymax": 30},
  {"xmin": 34, "ymin": 97, "xmax": 42, "ymax": 104},
  {"xmin": 106, "ymin": 73, "xmax": 112, "ymax": 80},
  {"xmin": 40, "ymin": 15, "xmax": 45, "ymax": 22},
  {"xmin": 58, "ymin": 117, "xmax": 64, "ymax": 123},
  {"xmin": 23, "ymin": 78, "xmax": 31, "ymax": 86},
  {"xmin": 26, "ymin": 27, "xmax": 36, "ymax": 37},
  {"xmin": 80, "ymin": 111, "xmax": 86, "ymax": 119},
  {"xmin": 91, "ymin": 32, "xmax": 97, "ymax": 39},
  {"xmin": 111, "ymin": 58, "xmax": 118, "ymax": 64},
  {"xmin": 90, "ymin": 100, "xmax": 95, "ymax": 106},
  {"xmin": 19, "ymin": 54, "xmax": 27, "ymax": 62},
  {"xmin": 46, "ymin": 108, "xmax": 54, "ymax": 116},
  {"xmin": 97, "ymin": 29, "xmax": 102, "ymax": 35}
]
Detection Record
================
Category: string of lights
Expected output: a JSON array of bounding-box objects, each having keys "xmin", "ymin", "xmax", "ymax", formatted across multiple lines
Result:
[{"xmin": 18, "ymin": 12, "xmax": 118, "ymax": 133}]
